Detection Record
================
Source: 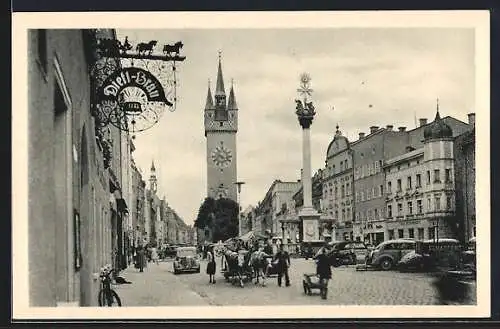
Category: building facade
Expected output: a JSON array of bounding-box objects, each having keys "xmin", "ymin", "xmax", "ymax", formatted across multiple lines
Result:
[
  {"xmin": 27, "ymin": 29, "xmax": 131, "ymax": 306},
  {"xmin": 323, "ymin": 126, "xmax": 354, "ymax": 242},
  {"xmin": 454, "ymin": 115, "xmax": 476, "ymax": 242}
]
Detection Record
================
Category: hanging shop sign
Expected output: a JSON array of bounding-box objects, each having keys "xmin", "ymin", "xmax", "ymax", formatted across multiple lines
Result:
[{"xmin": 98, "ymin": 67, "xmax": 171, "ymax": 106}]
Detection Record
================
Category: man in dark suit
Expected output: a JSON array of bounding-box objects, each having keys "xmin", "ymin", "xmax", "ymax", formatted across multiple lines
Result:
[
  {"xmin": 274, "ymin": 244, "xmax": 291, "ymax": 287},
  {"xmin": 314, "ymin": 245, "xmax": 332, "ymax": 299}
]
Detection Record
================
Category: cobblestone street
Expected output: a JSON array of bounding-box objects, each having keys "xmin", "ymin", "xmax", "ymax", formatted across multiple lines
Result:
[{"xmin": 114, "ymin": 257, "xmax": 476, "ymax": 306}]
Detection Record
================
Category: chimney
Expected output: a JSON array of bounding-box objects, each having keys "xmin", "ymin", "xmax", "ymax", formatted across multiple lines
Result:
[
  {"xmin": 398, "ymin": 126, "xmax": 406, "ymax": 132},
  {"xmin": 468, "ymin": 113, "xmax": 475, "ymax": 126},
  {"xmin": 386, "ymin": 125, "xmax": 393, "ymax": 131},
  {"xmin": 359, "ymin": 132, "xmax": 365, "ymax": 140},
  {"xmin": 419, "ymin": 118, "xmax": 427, "ymax": 127},
  {"xmin": 370, "ymin": 126, "xmax": 379, "ymax": 134}
]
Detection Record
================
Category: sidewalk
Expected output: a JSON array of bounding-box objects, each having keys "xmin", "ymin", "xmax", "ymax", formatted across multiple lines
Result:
[{"xmin": 113, "ymin": 261, "xmax": 211, "ymax": 306}]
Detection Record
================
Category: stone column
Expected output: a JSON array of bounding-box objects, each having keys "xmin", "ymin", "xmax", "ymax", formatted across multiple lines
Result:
[{"xmin": 302, "ymin": 127, "xmax": 313, "ymax": 209}]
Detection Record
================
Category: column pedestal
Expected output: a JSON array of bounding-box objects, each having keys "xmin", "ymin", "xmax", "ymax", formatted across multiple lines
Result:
[{"xmin": 299, "ymin": 207, "xmax": 320, "ymax": 242}]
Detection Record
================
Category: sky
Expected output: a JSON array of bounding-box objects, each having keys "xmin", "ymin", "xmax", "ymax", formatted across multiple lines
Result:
[{"xmin": 115, "ymin": 28, "xmax": 475, "ymax": 226}]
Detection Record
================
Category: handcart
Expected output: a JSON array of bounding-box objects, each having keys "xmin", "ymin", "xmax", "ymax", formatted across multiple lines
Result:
[{"xmin": 302, "ymin": 273, "xmax": 324, "ymax": 296}]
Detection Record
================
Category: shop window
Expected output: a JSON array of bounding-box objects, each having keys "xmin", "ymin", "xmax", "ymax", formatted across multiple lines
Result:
[{"xmin": 388, "ymin": 230, "xmax": 395, "ymax": 240}]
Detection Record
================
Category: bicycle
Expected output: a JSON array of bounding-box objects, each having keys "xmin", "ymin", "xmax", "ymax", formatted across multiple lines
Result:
[{"xmin": 98, "ymin": 264, "xmax": 122, "ymax": 307}]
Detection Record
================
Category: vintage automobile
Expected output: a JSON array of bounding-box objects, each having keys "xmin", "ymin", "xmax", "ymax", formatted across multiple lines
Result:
[
  {"xmin": 397, "ymin": 238, "xmax": 461, "ymax": 272},
  {"xmin": 173, "ymin": 246, "xmax": 200, "ymax": 274},
  {"xmin": 366, "ymin": 239, "xmax": 416, "ymax": 270},
  {"xmin": 327, "ymin": 241, "xmax": 369, "ymax": 267}
]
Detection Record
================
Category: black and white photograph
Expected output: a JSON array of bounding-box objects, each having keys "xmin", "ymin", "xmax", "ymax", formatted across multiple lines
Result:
[{"xmin": 12, "ymin": 11, "xmax": 490, "ymax": 319}]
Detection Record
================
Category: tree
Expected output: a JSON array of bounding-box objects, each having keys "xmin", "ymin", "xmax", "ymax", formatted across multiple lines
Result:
[
  {"xmin": 194, "ymin": 197, "xmax": 216, "ymax": 229},
  {"xmin": 212, "ymin": 198, "xmax": 239, "ymax": 242}
]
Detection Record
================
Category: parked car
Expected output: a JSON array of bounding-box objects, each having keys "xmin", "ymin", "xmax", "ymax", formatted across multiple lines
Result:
[
  {"xmin": 327, "ymin": 241, "xmax": 369, "ymax": 267},
  {"xmin": 366, "ymin": 239, "xmax": 416, "ymax": 270},
  {"xmin": 173, "ymin": 246, "xmax": 200, "ymax": 274},
  {"xmin": 398, "ymin": 238, "xmax": 462, "ymax": 272}
]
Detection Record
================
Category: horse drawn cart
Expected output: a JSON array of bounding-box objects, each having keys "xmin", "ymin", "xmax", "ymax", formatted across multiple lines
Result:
[{"xmin": 222, "ymin": 249, "xmax": 253, "ymax": 287}]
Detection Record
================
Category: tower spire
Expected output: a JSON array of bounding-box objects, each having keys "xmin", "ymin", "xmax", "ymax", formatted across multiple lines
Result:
[
  {"xmin": 227, "ymin": 78, "xmax": 238, "ymax": 110},
  {"xmin": 205, "ymin": 78, "xmax": 214, "ymax": 110},
  {"xmin": 215, "ymin": 51, "xmax": 225, "ymax": 97},
  {"xmin": 151, "ymin": 160, "xmax": 156, "ymax": 171},
  {"xmin": 435, "ymin": 98, "xmax": 441, "ymax": 121}
]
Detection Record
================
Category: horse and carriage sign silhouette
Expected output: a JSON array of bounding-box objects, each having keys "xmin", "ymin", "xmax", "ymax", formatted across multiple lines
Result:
[{"xmin": 90, "ymin": 33, "xmax": 186, "ymax": 136}]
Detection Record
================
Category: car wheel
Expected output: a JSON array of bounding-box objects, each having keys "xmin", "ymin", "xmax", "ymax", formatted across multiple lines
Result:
[{"xmin": 380, "ymin": 258, "xmax": 393, "ymax": 271}]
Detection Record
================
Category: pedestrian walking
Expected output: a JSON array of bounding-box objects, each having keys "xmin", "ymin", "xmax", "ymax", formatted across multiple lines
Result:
[
  {"xmin": 206, "ymin": 245, "xmax": 216, "ymax": 284},
  {"xmin": 136, "ymin": 246, "xmax": 145, "ymax": 272},
  {"xmin": 274, "ymin": 244, "xmax": 291, "ymax": 287},
  {"xmin": 314, "ymin": 245, "xmax": 332, "ymax": 299},
  {"xmin": 151, "ymin": 247, "xmax": 159, "ymax": 265}
]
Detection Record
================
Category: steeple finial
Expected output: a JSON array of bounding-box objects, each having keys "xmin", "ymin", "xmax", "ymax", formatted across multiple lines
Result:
[
  {"xmin": 215, "ymin": 51, "xmax": 225, "ymax": 96},
  {"xmin": 435, "ymin": 98, "xmax": 441, "ymax": 121},
  {"xmin": 151, "ymin": 160, "xmax": 156, "ymax": 171},
  {"xmin": 335, "ymin": 123, "xmax": 341, "ymax": 136}
]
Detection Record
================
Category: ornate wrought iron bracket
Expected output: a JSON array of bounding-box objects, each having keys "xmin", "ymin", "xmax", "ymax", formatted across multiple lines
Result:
[{"xmin": 88, "ymin": 31, "xmax": 186, "ymax": 137}]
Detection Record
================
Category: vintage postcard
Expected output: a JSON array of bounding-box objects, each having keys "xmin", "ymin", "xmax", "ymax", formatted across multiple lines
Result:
[{"xmin": 12, "ymin": 10, "xmax": 490, "ymax": 319}]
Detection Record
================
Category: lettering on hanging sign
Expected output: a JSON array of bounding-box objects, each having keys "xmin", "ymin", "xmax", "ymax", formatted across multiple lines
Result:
[{"xmin": 99, "ymin": 67, "xmax": 170, "ymax": 104}]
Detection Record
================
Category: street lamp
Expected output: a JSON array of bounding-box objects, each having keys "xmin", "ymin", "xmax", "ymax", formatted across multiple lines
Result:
[{"xmin": 235, "ymin": 181, "xmax": 245, "ymax": 236}]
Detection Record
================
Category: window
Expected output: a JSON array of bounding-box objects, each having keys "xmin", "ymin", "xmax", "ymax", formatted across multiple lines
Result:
[
  {"xmin": 361, "ymin": 191, "xmax": 365, "ymax": 201},
  {"xmin": 366, "ymin": 189, "xmax": 371, "ymax": 200},
  {"xmin": 445, "ymin": 169, "xmax": 452, "ymax": 183},
  {"xmin": 397, "ymin": 179, "xmax": 402, "ymax": 192},
  {"xmin": 387, "ymin": 205, "xmax": 393, "ymax": 218},
  {"xmin": 335, "ymin": 187, "xmax": 338, "ymax": 198},
  {"xmin": 374, "ymin": 208, "xmax": 379, "ymax": 219},
  {"xmin": 428, "ymin": 227, "xmax": 435, "ymax": 240},
  {"xmin": 333, "ymin": 165, "xmax": 336, "ymax": 174},
  {"xmin": 416, "ymin": 174, "xmax": 422, "ymax": 188},
  {"xmin": 379, "ymin": 185, "xmax": 384, "ymax": 196},
  {"xmin": 418, "ymin": 228, "xmax": 424, "ymax": 240},
  {"xmin": 341, "ymin": 185, "xmax": 345, "ymax": 198},
  {"xmin": 427, "ymin": 198, "xmax": 432, "ymax": 211},
  {"xmin": 446, "ymin": 196, "xmax": 452, "ymax": 209},
  {"xmin": 398, "ymin": 229, "xmax": 404, "ymax": 239},
  {"xmin": 335, "ymin": 210, "xmax": 338, "ymax": 219},
  {"xmin": 37, "ymin": 30, "xmax": 48, "ymax": 73},
  {"xmin": 387, "ymin": 181, "xmax": 392, "ymax": 193},
  {"xmin": 407, "ymin": 176, "xmax": 412, "ymax": 189},
  {"xmin": 346, "ymin": 183, "xmax": 350, "ymax": 196},
  {"xmin": 388, "ymin": 230, "xmax": 395, "ymax": 240},
  {"xmin": 408, "ymin": 228, "xmax": 415, "ymax": 239},
  {"xmin": 435, "ymin": 196, "xmax": 441, "ymax": 211},
  {"xmin": 342, "ymin": 209, "xmax": 346, "ymax": 221},
  {"xmin": 417, "ymin": 199, "xmax": 423, "ymax": 214},
  {"xmin": 427, "ymin": 171, "xmax": 431, "ymax": 185},
  {"xmin": 347, "ymin": 208, "xmax": 351, "ymax": 221},
  {"xmin": 367, "ymin": 210, "xmax": 372, "ymax": 221},
  {"xmin": 397, "ymin": 203, "xmax": 403, "ymax": 216},
  {"xmin": 340, "ymin": 161, "xmax": 343, "ymax": 171},
  {"xmin": 434, "ymin": 169, "xmax": 441, "ymax": 183},
  {"xmin": 408, "ymin": 201, "xmax": 413, "ymax": 215}
]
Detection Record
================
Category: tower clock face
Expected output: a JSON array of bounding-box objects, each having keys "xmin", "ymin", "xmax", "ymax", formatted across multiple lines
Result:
[{"xmin": 211, "ymin": 145, "xmax": 233, "ymax": 168}]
